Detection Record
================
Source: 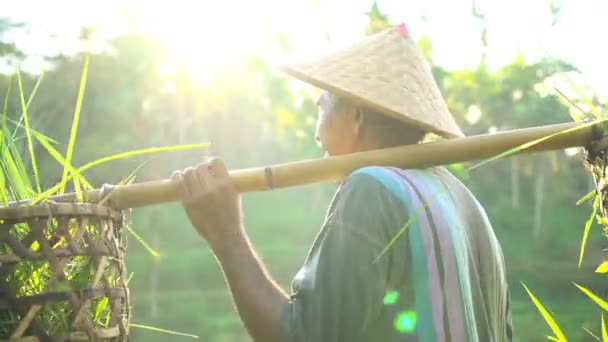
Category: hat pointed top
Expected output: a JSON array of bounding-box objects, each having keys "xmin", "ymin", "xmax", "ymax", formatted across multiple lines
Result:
[{"xmin": 280, "ymin": 23, "xmax": 464, "ymax": 139}]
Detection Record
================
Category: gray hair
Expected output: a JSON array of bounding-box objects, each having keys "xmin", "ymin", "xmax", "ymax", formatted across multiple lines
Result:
[{"xmin": 320, "ymin": 91, "xmax": 427, "ymax": 145}]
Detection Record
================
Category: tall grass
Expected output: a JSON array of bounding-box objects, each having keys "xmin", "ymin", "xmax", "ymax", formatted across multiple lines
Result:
[{"xmin": 0, "ymin": 54, "xmax": 201, "ymax": 339}]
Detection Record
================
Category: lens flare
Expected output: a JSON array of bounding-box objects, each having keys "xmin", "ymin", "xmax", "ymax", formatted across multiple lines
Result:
[
  {"xmin": 383, "ymin": 291, "xmax": 399, "ymax": 305},
  {"xmin": 394, "ymin": 311, "xmax": 417, "ymax": 333}
]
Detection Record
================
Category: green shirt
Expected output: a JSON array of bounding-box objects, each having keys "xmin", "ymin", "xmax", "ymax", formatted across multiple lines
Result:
[{"xmin": 280, "ymin": 166, "xmax": 512, "ymax": 342}]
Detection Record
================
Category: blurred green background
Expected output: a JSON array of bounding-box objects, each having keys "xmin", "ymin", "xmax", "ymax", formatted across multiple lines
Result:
[{"xmin": 1, "ymin": 0, "xmax": 607, "ymax": 340}]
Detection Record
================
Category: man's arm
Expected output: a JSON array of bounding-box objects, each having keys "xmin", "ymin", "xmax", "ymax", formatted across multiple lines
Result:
[
  {"xmin": 211, "ymin": 230, "xmax": 288, "ymax": 342},
  {"xmin": 171, "ymin": 158, "xmax": 287, "ymax": 342}
]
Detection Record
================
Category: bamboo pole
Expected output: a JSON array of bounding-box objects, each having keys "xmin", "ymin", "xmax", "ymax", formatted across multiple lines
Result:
[{"xmin": 3, "ymin": 121, "xmax": 598, "ymax": 211}]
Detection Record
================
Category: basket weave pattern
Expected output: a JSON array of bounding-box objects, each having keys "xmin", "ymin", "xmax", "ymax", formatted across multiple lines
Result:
[{"xmin": 0, "ymin": 203, "xmax": 129, "ymax": 341}]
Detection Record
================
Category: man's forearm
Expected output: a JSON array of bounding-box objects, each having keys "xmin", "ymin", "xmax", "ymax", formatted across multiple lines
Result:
[{"xmin": 211, "ymin": 228, "xmax": 289, "ymax": 342}]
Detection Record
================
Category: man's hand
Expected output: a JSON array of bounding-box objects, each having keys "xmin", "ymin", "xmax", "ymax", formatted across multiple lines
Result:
[{"xmin": 171, "ymin": 157, "xmax": 243, "ymax": 250}]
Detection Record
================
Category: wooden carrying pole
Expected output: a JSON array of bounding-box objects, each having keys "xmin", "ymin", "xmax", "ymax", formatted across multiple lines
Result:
[{"xmin": 4, "ymin": 121, "xmax": 599, "ymax": 210}]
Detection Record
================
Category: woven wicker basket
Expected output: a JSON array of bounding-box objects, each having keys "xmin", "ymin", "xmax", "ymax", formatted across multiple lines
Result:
[{"xmin": 0, "ymin": 202, "xmax": 130, "ymax": 341}]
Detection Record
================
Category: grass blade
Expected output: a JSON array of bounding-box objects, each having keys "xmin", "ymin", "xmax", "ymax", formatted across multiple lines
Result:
[
  {"xmin": 522, "ymin": 282, "xmax": 567, "ymax": 342},
  {"xmin": 33, "ymin": 131, "xmax": 93, "ymax": 190},
  {"xmin": 29, "ymin": 143, "xmax": 208, "ymax": 205},
  {"xmin": 576, "ymin": 190, "xmax": 595, "ymax": 206},
  {"xmin": 596, "ymin": 261, "xmax": 608, "ymax": 274},
  {"xmin": 2, "ymin": 74, "xmax": 11, "ymax": 133},
  {"xmin": 554, "ymin": 87, "xmax": 587, "ymax": 122},
  {"xmin": 583, "ymin": 328, "xmax": 600, "ymax": 341},
  {"xmin": 129, "ymin": 323, "xmax": 199, "ymax": 338},
  {"xmin": 17, "ymin": 70, "xmax": 41, "ymax": 193},
  {"xmin": 602, "ymin": 313, "xmax": 608, "ymax": 342},
  {"xmin": 25, "ymin": 70, "xmax": 43, "ymax": 109},
  {"xmin": 60, "ymin": 53, "xmax": 90, "ymax": 195},
  {"xmin": 574, "ymin": 282, "xmax": 608, "ymax": 311},
  {"xmin": 602, "ymin": 312, "xmax": 608, "ymax": 341},
  {"xmin": 375, "ymin": 190, "xmax": 442, "ymax": 262},
  {"xmin": 4, "ymin": 135, "xmax": 33, "ymax": 198},
  {"xmin": 126, "ymin": 225, "xmax": 159, "ymax": 257},
  {"xmin": 92, "ymin": 161, "xmax": 159, "ymax": 258},
  {"xmin": 98, "ymin": 162, "xmax": 146, "ymax": 207},
  {"xmin": 76, "ymin": 144, "xmax": 208, "ymax": 174},
  {"xmin": 7, "ymin": 116, "xmax": 61, "ymax": 145},
  {"xmin": 467, "ymin": 118, "xmax": 607, "ymax": 172},
  {"xmin": 0, "ymin": 163, "xmax": 7, "ymax": 205},
  {"xmin": 578, "ymin": 195, "xmax": 599, "ymax": 267},
  {"xmin": 563, "ymin": 72, "xmax": 603, "ymax": 120},
  {"xmin": 11, "ymin": 70, "xmax": 45, "ymax": 140}
]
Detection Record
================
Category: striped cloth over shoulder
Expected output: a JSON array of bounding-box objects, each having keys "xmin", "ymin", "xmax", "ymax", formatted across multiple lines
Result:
[{"xmin": 351, "ymin": 165, "xmax": 513, "ymax": 342}]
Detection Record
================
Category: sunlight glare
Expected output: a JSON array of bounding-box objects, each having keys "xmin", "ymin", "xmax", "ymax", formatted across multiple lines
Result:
[{"xmin": 134, "ymin": 0, "xmax": 271, "ymax": 83}]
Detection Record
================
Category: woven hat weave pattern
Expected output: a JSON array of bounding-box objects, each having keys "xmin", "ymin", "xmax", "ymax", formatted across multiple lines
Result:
[{"xmin": 280, "ymin": 23, "xmax": 464, "ymax": 139}]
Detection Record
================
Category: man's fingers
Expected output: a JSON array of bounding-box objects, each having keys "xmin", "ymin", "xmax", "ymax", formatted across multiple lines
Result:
[
  {"xmin": 208, "ymin": 157, "xmax": 229, "ymax": 178},
  {"xmin": 171, "ymin": 170, "xmax": 191, "ymax": 199},
  {"xmin": 183, "ymin": 166, "xmax": 203, "ymax": 195},
  {"xmin": 195, "ymin": 162, "xmax": 213, "ymax": 189},
  {"xmin": 172, "ymin": 158, "xmax": 227, "ymax": 202}
]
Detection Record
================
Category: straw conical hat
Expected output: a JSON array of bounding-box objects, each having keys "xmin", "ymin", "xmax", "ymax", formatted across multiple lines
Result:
[{"xmin": 279, "ymin": 23, "xmax": 464, "ymax": 139}]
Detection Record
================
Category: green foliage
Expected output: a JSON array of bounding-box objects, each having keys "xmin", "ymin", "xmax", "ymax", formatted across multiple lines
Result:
[
  {"xmin": 1, "ymin": 3, "xmax": 606, "ymax": 341},
  {"xmin": 522, "ymin": 282, "xmax": 567, "ymax": 341}
]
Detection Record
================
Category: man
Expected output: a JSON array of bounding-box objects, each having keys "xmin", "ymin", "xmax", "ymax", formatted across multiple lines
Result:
[{"xmin": 171, "ymin": 23, "xmax": 512, "ymax": 341}]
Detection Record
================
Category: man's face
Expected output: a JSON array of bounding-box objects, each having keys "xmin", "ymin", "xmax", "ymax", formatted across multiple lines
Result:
[{"xmin": 314, "ymin": 92, "xmax": 358, "ymax": 157}]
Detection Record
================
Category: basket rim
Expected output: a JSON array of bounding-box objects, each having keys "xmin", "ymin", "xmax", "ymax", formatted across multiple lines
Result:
[
  {"xmin": 0, "ymin": 287, "xmax": 127, "ymax": 310},
  {"xmin": 0, "ymin": 202, "xmax": 122, "ymax": 220}
]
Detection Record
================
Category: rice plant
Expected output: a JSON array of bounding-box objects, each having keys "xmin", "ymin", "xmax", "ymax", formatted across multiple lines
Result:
[{"xmin": 0, "ymin": 54, "xmax": 202, "ymax": 340}]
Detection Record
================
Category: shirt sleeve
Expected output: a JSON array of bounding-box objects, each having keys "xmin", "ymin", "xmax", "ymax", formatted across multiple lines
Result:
[{"xmin": 280, "ymin": 171, "xmax": 409, "ymax": 342}]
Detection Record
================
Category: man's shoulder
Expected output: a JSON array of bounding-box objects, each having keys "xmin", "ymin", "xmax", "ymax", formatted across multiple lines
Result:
[
  {"xmin": 342, "ymin": 165, "xmax": 477, "ymax": 206},
  {"xmin": 344, "ymin": 166, "xmax": 443, "ymax": 193}
]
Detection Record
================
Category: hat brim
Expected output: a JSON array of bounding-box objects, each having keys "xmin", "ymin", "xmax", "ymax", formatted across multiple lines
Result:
[{"xmin": 280, "ymin": 64, "xmax": 464, "ymax": 139}]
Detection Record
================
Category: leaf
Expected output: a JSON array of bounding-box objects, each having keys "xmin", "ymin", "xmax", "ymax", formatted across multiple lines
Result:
[
  {"xmin": 17, "ymin": 70, "xmax": 41, "ymax": 193},
  {"xmin": 583, "ymin": 327, "xmax": 600, "ymax": 341},
  {"xmin": 93, "ymin": 297, "xmax": 108, "ymax": 322},
  {"xmin": 6, "ymin": 116, "xmax": 59, "ymax": 144},
  {"xmin": 11, "ymin": 70, "xmax": 44, "ymax": 140},
  {"xmin": 596, "ymin": 261, "xmax": 608, "ymax": 274},
  {"xmin": 1, "ymin": 134, "xmax": 33, "ymax": 199},
  {"xmin": 98, "ymin": 162, "xmax": 145, "ymax": 207},
  {"xmin": 375, "ymin": 189, "xmax": 443, "ymax": 262},
  {"xmin": 127, "ymin": 225, "xmax": 160, "ymax": 257},
  {"xmin": 25, "ymin": 70, "xmax": 44, "ymax": 109},
  {"xmin": 30, "ymin": 143, "xmax": 208, "ymax": 205},
  {"xmin": 554, "ymin": 87, "xmax": 586, "ymax": 122},
  {"xmin": 32, "ymin": 131, "xmax": 93, "ymax": 190},
  {"xmin": 467, "ymin": 118, "xmax": 608, "ymax": 171},
  {"xmin": 522, "ymin": 282, "xmax": 567, "ymax": 342},
  {"xmin": 61, "ymin": 53, "xmax": 90, "ymax": 196},
  {"xmin": 75, "ymin": 144, "xmax": 208, "ymax": 174},
  {"xmin": 579, "ymin": 195, "xmax": 600, "ymax": 268},
  {"xmin": 0, "ymin": 164, "xmax": 7, "ymax": 205},
  {"xmin": 563, "ymin": 72, "xmax": 603, "ymax": 119},
  {"xmin": 576, "ymin": 190, "xmax": 595, "ymax": 206},
  {"xmin": 602, "ymin": 313, "xmax": 608, "ymax": 342},
  {"xmin": 129, "ymin": 323, "xmax": 199, "ymax": 338},
  {"xmin": 2, "ymin": 73, "xmax": 11, "ymax": 134},
  {"xmin": 574, "ymin": 282, "xmax": 608, "ymax": 311}
]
